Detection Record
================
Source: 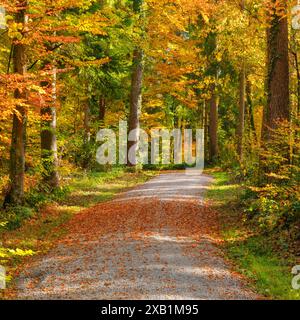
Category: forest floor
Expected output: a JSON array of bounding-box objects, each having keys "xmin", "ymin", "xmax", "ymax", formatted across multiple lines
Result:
[
  {"xmin": 9, "ymin": 172, "xmax": 258, "ymax": 300},
  {"xmin": 1, "ymin": 169, "xmax": 155, "ymax": 299},
  {"xmin": 207, "ymin": 170, "xmax": 300, "ymax": 300}
]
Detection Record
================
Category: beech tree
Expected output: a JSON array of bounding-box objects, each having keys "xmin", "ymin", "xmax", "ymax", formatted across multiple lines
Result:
[
  {"xmin": 4, "ymin": 1, "xmax": 28, "ymax": 206},
  {"xmin": 40, "ymin": 64, "xmax": 59, "ymax": 189},
  {"xmin": 264, "ymin": 0, "xmax": 290, "ymax": 137},
  {"xmin": 127, "ymin": 0, "xmax": 144, "ymax": 167},
  {"xmin": 237, "ymin": 0, "xmax": 246, "ymax": 161}
]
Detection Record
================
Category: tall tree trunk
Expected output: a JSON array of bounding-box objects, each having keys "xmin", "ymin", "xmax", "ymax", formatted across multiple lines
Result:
[
  {"xmin": 264, "ymin": 0, "xmax": 290, "ymax": 138},
  {"xmin": 4, "ymin": 1, "xmax": 28, "ymax": 206},
  {"xmin": 292, "ymin": 50, "xmax": 300, "ymax": 116},
  {"xmin": 209, "ymin": 86, "xmax": 219, "ymax": 162},
  {"xmin": 204, "ymin": 101, "xmax": 209, "ymax": 162},
  {"xmin": 237, "ymin": 63, "xmax": 246, "ymax": 160},
  {"xmin": 41, "ymin": 66, "xmax": 59, "ymax": 189},
  {"xmin": 81, "ymin": 100, "xmax": 91, "ymax": 170},
  {"xmin": 127, "ymin": 0, "xmax": 144, "ymax": 167},
  {"xmin": 99, "ymin": 96, "xmax": 106, "ymax": 124},
  {"xmin": 83, "ymin": 101, "xmax": 91, "ymax": 144},
  {"xmin": 246, "ymin": 76, "xmax": 256, "ymax": 138},
  {"xmin": 237, "ymin": 0, "xmax": 246, "ymax": 161}
]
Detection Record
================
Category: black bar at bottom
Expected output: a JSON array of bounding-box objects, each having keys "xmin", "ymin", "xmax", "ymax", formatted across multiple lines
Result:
[{"xmin": 0, "ymin": 300, "xmax": 296, "ymax": 319}]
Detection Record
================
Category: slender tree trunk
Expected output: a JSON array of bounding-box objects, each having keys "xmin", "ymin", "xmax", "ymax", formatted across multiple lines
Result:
[
  {"xmin": 99, "ymin": 96, "xmax": 106, "ymax": 123},
  {"xmin": 4, "ymin": 1, "xmax": 28, "ymax": 206},
  {"xmin": 128, "ymin": 49, "xmax": 143, "ymax": 165},
  {"xmin": 264, "ymin": 0, "xmax": 290, "ymax": 138},
  {"xmin": 237, "ymin": 0, "xmax": 246, "ymax": 161},
  {"xmin": 246, "ymin": 76, "xmax": 256, "ymax": 138},
  {"xmin": 83, "ymin": 101, "xmax": 91, "ymax": 144},
  {"xmin": 209, "ymin": 86, "xmax": 219, "ymax": 162},
  {"xmin": 237, "ymin": 63, "xmax": 246, "ymax": 160},
  {"xmin": 204, "ymin": 101, "xmax": 209, "ymax": 162},
  {"xmin": 80, "ymin": 100, "xmax": 91, "ymax": 170},
  {"xmin": 293, "ymin": 51, "xmax": 300, "ymax": 116},
  {"xmin": 41, "ymin": 66, "xmax": 59, "ymax": 189},
  {"xmin": 127, "ymin": 0, "xmax": 144, "ymax": 167}
]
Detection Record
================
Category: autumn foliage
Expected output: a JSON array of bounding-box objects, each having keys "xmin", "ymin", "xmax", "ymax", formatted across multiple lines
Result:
[{"xmin": 0, "ymin": 1, "xmax": 299, "ymax": 236}]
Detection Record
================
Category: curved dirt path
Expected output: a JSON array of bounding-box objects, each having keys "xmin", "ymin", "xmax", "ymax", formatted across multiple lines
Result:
[{"xmin": 16, "ymin": 172, "xmax": 257, "ymax": 300}]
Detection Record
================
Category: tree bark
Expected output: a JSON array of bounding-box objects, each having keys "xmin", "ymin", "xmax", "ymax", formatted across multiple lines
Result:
[
  {"xmin": 264, "ymin": 0, "xmax": 290, "ymax": 138},
  {"xmin": 83, "ymin": 101, "xmax": 91, "ymax": 144},
  {"xmin": 41, "ymin": 66, "xmax": 59, "ymax": 189},
  {"xmin": 246, "ymin": 76, "xmax": 256, "ymax": 138},
  {"xmin": 292, "ymin": 50, "xmax": 300, "ymax": 116},
  {"xmin": 209, "ymin": 86, "xmax": 219, "ymax": 162},
  {"xmin": 127, "ymin": 0, "xmax": 144, "ymax": 167},
  {"xmin": 237, "ymin": 0, "xmax": 246, "ymax": 160},
  {"xmin": 4, "ymin": 1, "xmax": 28, "ymax": 206},
  {"xmin": 237, "ymin": 63, "xmax": 246, "ymax": 160},
  {"xmin": 204, "ymin": 101, "xmax": 209, "ymax": 162},
  {"xmin": 99, "ymin": 96, "xmax": 106, "ymax": 123}
]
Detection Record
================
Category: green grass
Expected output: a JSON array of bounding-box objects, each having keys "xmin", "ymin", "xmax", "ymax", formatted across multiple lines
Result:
[
  {"xmin": 227, "ymin": 236, "xmax": 299, "ymax": 300},
  {"xmin": 62, "ymin": 168, "xmax": 155, "ymax": 208},
  {"xmin": 0, "ymin": 167, "xmax": 156, "ymax": 297},
  {"xmin": 206, "ymin": 168, "xmax": 300, "ymax": 300},
  {"xmin": 206, "ymin": 171, "xmax": 240, "ymax": 204}
]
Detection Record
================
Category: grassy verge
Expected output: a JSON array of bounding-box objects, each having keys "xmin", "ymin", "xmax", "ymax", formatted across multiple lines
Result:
[
  {"xmin": 205, "ymin": 168, "xmax": 300, "ymax": 300},
  {"xmin": 0, "ymin": 168, "xmax": 156, "ymax": 297}
]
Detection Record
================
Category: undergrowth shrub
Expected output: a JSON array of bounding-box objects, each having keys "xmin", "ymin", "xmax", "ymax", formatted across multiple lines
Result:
[
  {"xmin": 26, "ymin": 186, "xmax": 71, "ymax": 209},
  {"xmin": 1, "ymin": 206, "xmax": 34, "ymax": 231},
  {"xmin": 223, "ymin": 118, "xmax": 299, "ymax": 234},
  {"xmin": 250, "ymin": 119, "xmax": 300, "ymax": 231}
]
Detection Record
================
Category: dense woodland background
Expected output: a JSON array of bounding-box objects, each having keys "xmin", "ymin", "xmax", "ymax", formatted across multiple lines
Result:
[{"xmin": 0, "ymin": 0, "xmax": 299, "ymax": 262}]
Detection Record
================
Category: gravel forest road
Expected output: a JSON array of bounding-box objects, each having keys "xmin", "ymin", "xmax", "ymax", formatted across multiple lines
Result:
[{"xmin": 16, "ymin": 172, "xmax": 257, "ymax": 300}]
